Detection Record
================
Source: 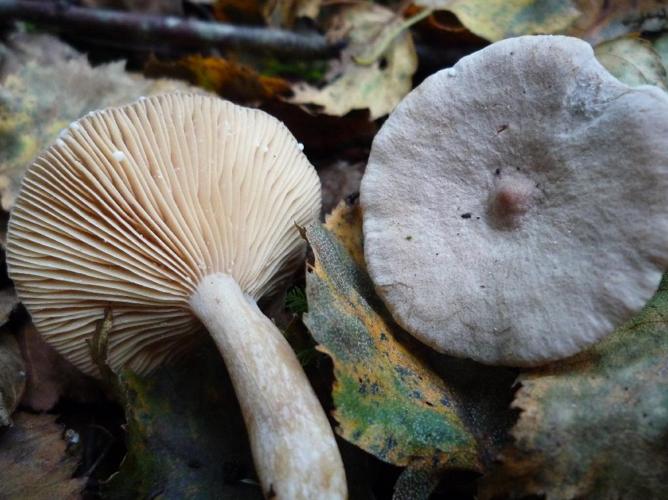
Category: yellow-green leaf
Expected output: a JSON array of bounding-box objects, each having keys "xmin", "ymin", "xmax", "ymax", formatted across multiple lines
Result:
[
  {"xmin": 415, "ymin": 0, "xmax": 579, "ymax": 41},
  {"xmin": 595, "ymin": 36, "xmax": 667, "ymax": 89},
  {"xmin": 481, "ymin": 274, "xmax": 668, "ymax": 499},
  {"xmin": 0, "ymin": 33, "xmax": 193, "ymax": 211},
  {"xmin": 416, "ymin": 0, "xmax": 668, "ymax": 44},
  {"xmin": 304, "ymin": 203, "xmax": 514, "ymax": 486},
  {"xmin": 104, "ymin": 344, "xmax": 261, "ymax": 499}
]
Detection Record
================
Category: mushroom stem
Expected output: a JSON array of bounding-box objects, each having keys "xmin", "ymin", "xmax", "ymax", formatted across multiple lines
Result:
[{"xmin": 190, "ymin": 273, "xmax": 347, "ymax": 500}]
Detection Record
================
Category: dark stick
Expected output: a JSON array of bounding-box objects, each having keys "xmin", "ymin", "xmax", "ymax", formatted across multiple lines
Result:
[{"xmin": 0, "ymin": 0, "xmax": 341, "ymax": 58}]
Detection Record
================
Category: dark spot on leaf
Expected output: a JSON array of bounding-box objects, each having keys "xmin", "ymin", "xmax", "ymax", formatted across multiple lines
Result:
[
  {"xmin": 425, "ymin": 401, "xmax": 434, "ymax": 407},
  {"xmin": 380, "ymin": 332, "xmax": 388, "ymax": 340},
  {"xmin": 496, "ymin": 124, "xmax": 508, "ymax": 134},
  {"xmin": 495, "ymin": 168, "xmax": 501, "ymax": 176},
  {"xmin": 461, "ymin": 213, "xmax": 472, "ymax": 219},
  {"xmin": 405, "ymin": 235, "xmax": 412, "ymax": 240},
  {"xmin": 379, "ymin": 57, "xmax": 388, "ymax": 70}
]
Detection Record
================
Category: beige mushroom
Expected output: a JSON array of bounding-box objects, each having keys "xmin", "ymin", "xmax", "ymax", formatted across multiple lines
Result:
[
  {"xmin": 361, "ymin": 35, "xmax": 668, "ymax": 366},
  {"xmin": 6, "ymin": 93, "xmax": 346, "ymax": 499}
]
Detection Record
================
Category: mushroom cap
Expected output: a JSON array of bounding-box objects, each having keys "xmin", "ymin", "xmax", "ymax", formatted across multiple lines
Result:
[
  {"xmin": 7, "ymin": 93, "xmax": 320, "ymax": 375},
  {"xmin": 361, "ymin": 35, "xmax": 668, "ymax": 366}
]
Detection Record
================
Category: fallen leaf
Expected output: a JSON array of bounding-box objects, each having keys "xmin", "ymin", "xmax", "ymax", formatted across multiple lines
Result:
[
  {"xmin": 595, "ymin": 36, "xmax": 668, "ymax": 89},
  {"xmin": 17, "ymin": 324, "xmax": 100, "ymax": 412},
  {"xmin": 480, "ymin": 273, "xmax": 668, "ymax": 500},
  {"xmin": 261, "ymin": 100, "xmax": 378, "ymax": 158},
  {"xmin": 654, "ymin": 33, "xmax": 668, "ymax": 72},
  {"xmin": 0, "ymin": 412, "xmax": 85, "ymax": 499},
  {"xmin": 0, "ymin": 331, "xmax": 25, "ymax": 427},
  {"xmin": 144, "ymin": 54, "xmax": 290, "ymax": 104},
  {"xmin": 290, "ymin": 3, "xmax": 418, "ymax": 119},
  {"xmin": 322, "ymin": 198, "xmax": 365, "ymax": 268},
  {"xmin": 303, "ymin": 202, "xmax": 484, "ymax": 482},
  {"xmin": 264, "ymin": 0, "xmax": 322, "ymax": 27},
  {"xmin": 416, "ymin": 1, "xmax": 668, "ymax": 44},
  {"xmin": 570, "ymin": 0, "xmax": 668, "ymax": 45},
  {"xmin": 415, "ymin": 0, "xmax": 580, "ymax": 42},
  {"xmin": 104, "ymin": 343, "xmax": 261, "ymax": 499},
  {"xmin": 0, "ymin": 32, "xmax": 194, "ymax": 211}
]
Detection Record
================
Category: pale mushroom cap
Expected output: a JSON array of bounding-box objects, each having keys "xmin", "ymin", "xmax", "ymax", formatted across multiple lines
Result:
[
  {"xmin": 7, "ymin": 93, "xmax": 320, "ymax": 375},
  {"xmin": 361, "ymin": 35, "xmax": 668, "ymax": 366}
]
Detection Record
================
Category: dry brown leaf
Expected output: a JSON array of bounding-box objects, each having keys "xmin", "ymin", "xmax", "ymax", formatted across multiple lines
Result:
[
  {"xmin": 0, "ymin": 412, "xmax": 85, "ymax": 499},
  {"xmin": 144, "ymin": 55, "xmax": 291, "ymax": 103},
  {"xmin": 17, "ymin": 324, "xmax": 99, "ymax": 412},
  {"xmin": 0, "ymin": 32, "xmax": 194, "ymax": 211},
  {"xmin": 290, "ymin": 3, "xmax": 418, "ymax": 119},
  {"xmin": 264, "ymin": 0, "xmax": 322, "ymax": 27},
  {"xmin": 0, "ymin": 331, "xmax": 24, "ymax": 427}
]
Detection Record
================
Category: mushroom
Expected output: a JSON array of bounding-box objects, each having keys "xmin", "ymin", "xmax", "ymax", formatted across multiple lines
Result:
[
  {"xmin": 6, "ymin": 93, "xmax": 346, "ymax": 499},
  {"xmin": 361, "ymin": 35, "xmax": 668, "ymax": 366}
]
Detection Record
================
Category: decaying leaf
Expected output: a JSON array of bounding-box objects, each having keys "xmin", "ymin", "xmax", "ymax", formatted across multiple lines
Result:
[
  {"xmin": 17, "ymin": 324, "xmax": 99, "ymax": 412},
  {"xmin": 104, "ymin": 343, "xmax": 261, "ymax": 499},
  {"xmin": 0, "ymin": 331, "xmax": 25, "ymax": 427},
  {"xmin": 0, "ymin": 32, "xmax": 194, "ymax": 211},
  {"xmin": 415, "ymin": 0, "xmax": 580, "ymax": 42},
  {"xmin": 290, "ymin": 3, "xmax": 418, "ymax": 119},
  {"xmin": 416, "ymin": 0, "xmax": 667, "ymax": 44},
  {"xmin": 570, "ymin": 0, "xmax": 668, "ymax": 45},
  {"xmin": 480, "ymin": 274, "xmax": 668, "ymax": 500},
  {"xmin": 264, "ymin": 0, "xmax": 321, "ymax": 27},
  {"xmin": 0, "ymin": 412, "xmax": 85, "ymax": 499},
  {"xmin": 595, "ymin": 36, "xmax": 668, "ymax": 89},
  {"xmin": 654, "ymin": 33, "xmax": 668, "ymax": 72},
  {"xmin": 144, "ymin": 55, "xmax": 290, "ymax": 103},
  {"xmin": 303, "ymin": 202, "xmax": 482, "ymax": 480}
]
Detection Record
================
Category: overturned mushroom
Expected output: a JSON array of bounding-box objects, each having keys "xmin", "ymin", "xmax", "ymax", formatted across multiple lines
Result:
[
  {"xmin": 6, "ymin": 93, "xmax": 346, "ymax": 499},
  {"xmin": 361, "ymin": 35, "xmax": 668, "ymax": 366}
]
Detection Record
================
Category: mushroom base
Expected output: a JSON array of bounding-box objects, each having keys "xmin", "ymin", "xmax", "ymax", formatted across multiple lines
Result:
[{"xmin": 190, "ymin": 273, "xmax": 346, "ymax": 500}]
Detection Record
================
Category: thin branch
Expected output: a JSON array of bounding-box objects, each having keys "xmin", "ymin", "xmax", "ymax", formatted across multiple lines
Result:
[{"xmin": 0, "ymin": 0, "xmax": 342, "ymax": 58}]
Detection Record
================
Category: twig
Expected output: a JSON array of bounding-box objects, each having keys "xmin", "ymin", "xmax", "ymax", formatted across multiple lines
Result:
[{"xmin": 0, "ymin": 0, "xmax": 342, "ymax": 58}]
